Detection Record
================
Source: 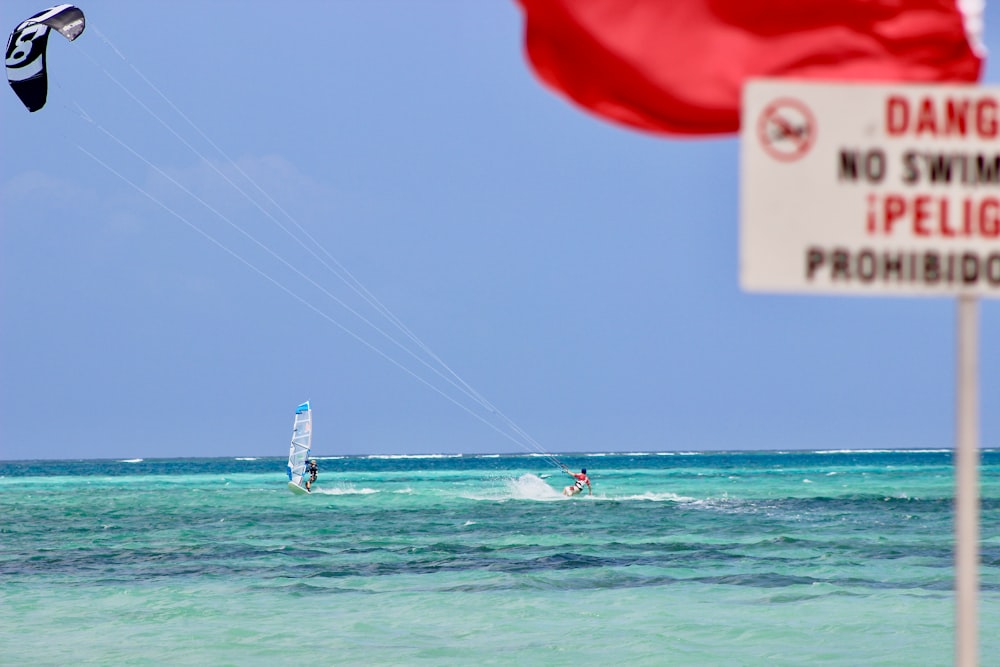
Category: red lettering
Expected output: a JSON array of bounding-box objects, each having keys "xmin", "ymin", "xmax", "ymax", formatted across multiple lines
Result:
[
  {"xmin": 884, "ymin": 195, "xmax": 906, "ymax": 233},
  {"xmin": 938, "ymin": 197, "xmax": 956, "ymax": 238},
  {"xmin": 983, "ymin": 198, "xmax": 1000, "ymax": 237},
  {"xmin": 913, "ymin": 196, "xmax": 932, "ymax": 236},
  {"xmin": 884, "ymin": 94, "xmax": 999, "ymax": 139},
  {"xmin": 940, "ymin": 198, "xmax": 957, "ymax": 237},
  {"xmin": 886, "ymin": 96, "xmax": 908, "ymax": 136},
  {"xmin": 915, "ymin": 98, "xmax": 937, "ymax": 136},
  {"xmin": 866, "ymin": 194, "xmax": 877, "ymax": 234},
  {"xmin": 945, "ymin": 99, "xmax": 969, "ymax": 137},
  {"xmin": 976, "ymin": 99, "xmax": 999, "ymax": 138},
  {"xmin": 869, "ymin": 194, "xmax": 1000, "ymax": 238}
]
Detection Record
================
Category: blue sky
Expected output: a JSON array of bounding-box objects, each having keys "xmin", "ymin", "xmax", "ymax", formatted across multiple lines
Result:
[{"xmin": 2, "ymin": 1, "xmax": 997, "ymax": 460}]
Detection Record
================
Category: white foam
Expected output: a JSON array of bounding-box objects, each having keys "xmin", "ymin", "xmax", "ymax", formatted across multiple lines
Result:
[
  {"xmin": 616, "ymin": 491, "xmax": 694, "ymax": 502},
  {"xmin": 507, "ymin": 473, "xmax": 564, "ymax": 501},
  {"xmin": 366, "ymin": 453, "xmax": 462, "ymax": 460},
  {"xmin": 312, "ymin": 486, "xmax": 379, "ymax": 495}
]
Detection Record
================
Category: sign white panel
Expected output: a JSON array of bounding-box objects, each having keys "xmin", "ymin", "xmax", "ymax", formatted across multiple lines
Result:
[{"xmin": 741, "ymin": 80, "xmax": 999, "ymax": 297}]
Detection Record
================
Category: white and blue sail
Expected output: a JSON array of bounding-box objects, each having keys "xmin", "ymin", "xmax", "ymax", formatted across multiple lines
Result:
[{"xmin": 286, "ymin": 401, "xmax": 312, "ymax": 494}]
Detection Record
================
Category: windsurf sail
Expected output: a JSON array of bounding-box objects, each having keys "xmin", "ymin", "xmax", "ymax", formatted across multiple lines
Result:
[{"xmin": 286, "ymin": 401, "xmax": 312, "ymax": 492}]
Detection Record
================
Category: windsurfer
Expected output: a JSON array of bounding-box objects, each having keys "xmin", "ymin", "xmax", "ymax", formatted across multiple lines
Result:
[
  {"xmin": 305, "ymin": 459, "xmax": 318, "ymax": 491},
  {"xmin": 563, "ymin": 468, "xmax": 591, "ymax": 496}
]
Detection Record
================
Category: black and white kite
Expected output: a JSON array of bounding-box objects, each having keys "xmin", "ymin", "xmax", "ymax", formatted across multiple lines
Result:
[{"xmin": 6, "ymin": 4, "xmax": 85, "ymax": 112}]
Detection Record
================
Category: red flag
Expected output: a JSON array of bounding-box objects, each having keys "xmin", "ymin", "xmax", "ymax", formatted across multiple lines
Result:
[{"xmin": 516, "ymin": 0, "xmax": 985, "ymax": 135}]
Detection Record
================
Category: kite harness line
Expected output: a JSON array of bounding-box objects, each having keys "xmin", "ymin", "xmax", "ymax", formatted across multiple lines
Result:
[{"xmin": 12, "ymin": 15, "xmax": 577, "ymax": 474}]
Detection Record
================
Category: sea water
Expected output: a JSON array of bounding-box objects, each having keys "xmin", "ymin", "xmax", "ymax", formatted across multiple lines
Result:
[{"xmin": 1, "ymin": 450, "xmax": 998, "ymax": 666}]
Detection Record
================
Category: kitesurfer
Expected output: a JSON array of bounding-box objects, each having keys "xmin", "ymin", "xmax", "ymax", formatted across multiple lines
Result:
[
  {"xmin": 563, "ymin": 468, "xmax": 591, "ymax": 496},
  {"xmin": 305, "ymin": 459, "xmax": 318, "ymax": 491}
]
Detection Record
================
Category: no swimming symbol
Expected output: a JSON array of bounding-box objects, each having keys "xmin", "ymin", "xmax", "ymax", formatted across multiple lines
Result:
[{"xmin": 757, "ymin": 97, "xmax": 816, "ymax": 162}]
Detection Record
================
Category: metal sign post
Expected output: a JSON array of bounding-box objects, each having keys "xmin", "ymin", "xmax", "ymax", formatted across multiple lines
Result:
[{"xmin": 955, "ymin": 295, "xmax": 979, "ymax": 667}]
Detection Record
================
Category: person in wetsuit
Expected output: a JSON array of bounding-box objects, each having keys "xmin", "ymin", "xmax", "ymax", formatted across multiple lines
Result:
[{"xmin": 305, "ymin": 459, "xmax": 318, "ymax": 491}]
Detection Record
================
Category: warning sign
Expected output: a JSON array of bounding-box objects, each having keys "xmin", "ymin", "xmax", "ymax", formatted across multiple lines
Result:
[{"xmin": 740, "ymin": 80, "xmax": 999, "ymax": 298}]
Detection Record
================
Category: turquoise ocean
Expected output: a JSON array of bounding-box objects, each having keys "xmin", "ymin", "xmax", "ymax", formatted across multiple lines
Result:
[{"xmin": 2, "ymin": 450, "xmax": 999, "ymax": 666}]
